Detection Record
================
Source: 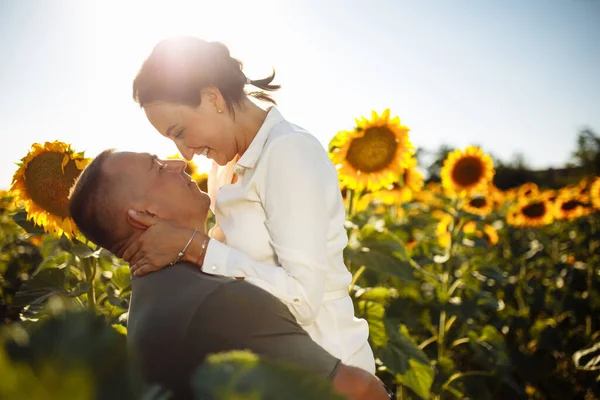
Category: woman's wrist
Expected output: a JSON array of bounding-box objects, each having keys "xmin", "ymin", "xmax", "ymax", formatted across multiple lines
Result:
[{"xmin": 182, "ymin": 232, "xmax": 211, "ymax": 267}]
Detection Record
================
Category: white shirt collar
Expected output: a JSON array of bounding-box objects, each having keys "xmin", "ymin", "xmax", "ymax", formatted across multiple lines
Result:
[{"xmin": 236, "ymin": 106, "xmax": 284, "ymax": 170}]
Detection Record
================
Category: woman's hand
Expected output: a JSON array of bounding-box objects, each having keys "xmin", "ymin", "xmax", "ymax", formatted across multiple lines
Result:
[{"xmin": 121, "ymin": 210, "xmax": 195, "ymax": 277}]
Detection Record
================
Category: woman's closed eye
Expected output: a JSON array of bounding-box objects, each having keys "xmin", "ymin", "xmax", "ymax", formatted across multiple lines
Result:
[{"xmin": 174, "ymin": 129, "xmax": 185, "ymax": 139}]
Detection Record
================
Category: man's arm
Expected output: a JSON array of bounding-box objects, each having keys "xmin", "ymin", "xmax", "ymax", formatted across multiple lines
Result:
[
  {"xmin": 184, "ymin": 280, "xmax": 388, "ymax": 399},
  {"xmin": 333, "ymin": 364, "xmax": 390, "ymax": 400}
]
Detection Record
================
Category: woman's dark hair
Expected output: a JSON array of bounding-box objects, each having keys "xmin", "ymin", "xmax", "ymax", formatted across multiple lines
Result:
[{"xmin": 132, "ymin": 37, "xmax": 280, "ymax": 114}]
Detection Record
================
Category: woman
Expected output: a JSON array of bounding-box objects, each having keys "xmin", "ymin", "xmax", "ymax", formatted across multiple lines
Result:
[{"xmin": 122, "ymin": 37, "xmax": 375, "ymax": 374}]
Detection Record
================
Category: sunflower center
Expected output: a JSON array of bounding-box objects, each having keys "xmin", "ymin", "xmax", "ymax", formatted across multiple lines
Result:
[
  {"xmin": 561, "ymin": 200, "xmax": 585, "ymax": 211},
  {"xmin": 24, "ymin": 152, "xmax": 81, "ymax": 218},
  {"xmin": 469, "ymin": 197, "xmax": 487, "ymax": 208},
  {"xmin": 521, "ymin": 202, "xmax": 546, "ymax": 218},
  {"xmin": 345, "ymin": 127, "xmax": 398, "ymax": 173},
  {"xmin": 451, "ymin": 157, "xmax": 484, "ymax": 188}
]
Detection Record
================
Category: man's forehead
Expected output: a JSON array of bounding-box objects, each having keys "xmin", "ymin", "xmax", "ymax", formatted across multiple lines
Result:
[{"xmin": 103, "ymin": 151, "xmax": 151, "ymax": 175}]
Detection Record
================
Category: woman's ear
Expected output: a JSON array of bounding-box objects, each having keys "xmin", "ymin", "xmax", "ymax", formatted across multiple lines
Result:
[{"xmin": 201, "ymin": 87, "xmax": 226, "ymax": 112}]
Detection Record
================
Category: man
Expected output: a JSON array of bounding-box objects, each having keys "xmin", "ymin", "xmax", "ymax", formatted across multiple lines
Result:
[{"xmin": 68, "ymin": 150, "xmax": 389, "ymax": 400}]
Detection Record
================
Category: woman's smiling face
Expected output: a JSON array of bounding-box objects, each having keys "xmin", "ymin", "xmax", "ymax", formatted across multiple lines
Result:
[{"xmin": 143, "ymin": 93, "xmax": 239, "ymax": 166}]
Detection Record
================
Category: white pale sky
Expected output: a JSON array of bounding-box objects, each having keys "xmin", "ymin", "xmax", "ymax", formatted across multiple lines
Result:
[{"xmin": 1, "ymin": 0, "xmax": 599, "ymax": 189}]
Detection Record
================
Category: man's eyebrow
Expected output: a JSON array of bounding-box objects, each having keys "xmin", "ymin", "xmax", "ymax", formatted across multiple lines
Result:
[
  {"xmin": 149, "ymin": 154, "xmax": 158, "ymax": 170},
  {"xmin": 165, "ymin": 124, "xmax": 178, "ymax": 137}
]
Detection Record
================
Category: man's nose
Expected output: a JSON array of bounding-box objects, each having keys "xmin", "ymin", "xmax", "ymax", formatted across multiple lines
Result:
[{"xmin": 166, "ymin": 159, "xmax": 187, "ymax": 172}]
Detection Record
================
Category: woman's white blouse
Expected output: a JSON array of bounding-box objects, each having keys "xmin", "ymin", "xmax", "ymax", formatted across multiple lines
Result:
[{"xmin": 202, "ymin": 107, "xmax": 375, "ymax": 373}]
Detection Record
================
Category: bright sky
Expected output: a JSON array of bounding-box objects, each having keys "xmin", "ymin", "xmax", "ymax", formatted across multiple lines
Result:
[{"xmin": 1, "ymin": 0, "xmax": 599, "ymax": 189}]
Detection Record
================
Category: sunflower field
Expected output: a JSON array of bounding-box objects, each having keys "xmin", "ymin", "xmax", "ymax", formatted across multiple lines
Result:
[{"xmin": 1, "ymin": 110, "xmax": 599, "ymax": 399}]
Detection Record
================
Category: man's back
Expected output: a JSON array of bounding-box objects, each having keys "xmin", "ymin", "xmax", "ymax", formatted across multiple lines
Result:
[{"xmin": 127, "ymin": 263, "xmax": 340, "ymax": 399}]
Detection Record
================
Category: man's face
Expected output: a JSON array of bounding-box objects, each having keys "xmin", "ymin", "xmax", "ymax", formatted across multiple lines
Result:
[{"xmin": 103, "ymin": 152, "xmax": 210, "ymax": 229}]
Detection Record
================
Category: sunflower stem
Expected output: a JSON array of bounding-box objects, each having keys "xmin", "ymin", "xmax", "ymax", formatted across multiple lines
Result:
[
  {"xmin": 82, "ymin": 258, "xmax": 96, "ymax": 313},
  {"xmin": 346, "ymin": 188, "xmax": 356, "ymax": 218}
]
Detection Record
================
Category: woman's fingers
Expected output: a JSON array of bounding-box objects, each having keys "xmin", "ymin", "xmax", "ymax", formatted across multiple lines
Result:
[
  {"xmin": 133, "ymin": 264, "xmax": 158, "ymax": 277},
  {"xmin": 129, "ymin": 251, "xmax": 144, "ymax": 267},
  {"xmin": 122, "ymin": 242, "xmax": 140, "ymax": 262}
]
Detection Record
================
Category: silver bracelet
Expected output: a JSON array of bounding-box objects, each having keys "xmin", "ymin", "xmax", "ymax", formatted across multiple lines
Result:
[{"xmin": 170, "ymin": 229, "xmax": 197, "ymax": 266}]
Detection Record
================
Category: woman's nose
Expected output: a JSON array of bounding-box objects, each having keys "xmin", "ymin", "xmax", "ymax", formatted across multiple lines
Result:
[{"xmin": 177, "ymin": 143, "xmax": 194, "ymax": 161}]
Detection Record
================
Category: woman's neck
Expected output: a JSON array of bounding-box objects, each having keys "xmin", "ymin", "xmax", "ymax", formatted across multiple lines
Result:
[{"xmin": 233, "ymin": 100, "xmax": 270, "ymax": 157}]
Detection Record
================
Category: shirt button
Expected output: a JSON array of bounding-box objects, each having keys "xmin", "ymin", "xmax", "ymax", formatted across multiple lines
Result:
[{"xmin": 211, "ymin": 266, "xmax": 217, "ymax": 271}]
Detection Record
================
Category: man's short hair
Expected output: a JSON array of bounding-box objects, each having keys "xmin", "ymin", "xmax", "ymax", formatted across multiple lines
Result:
[{"xmin": 69, "ymin": 149, "xmax": 120, "ymax": 249}]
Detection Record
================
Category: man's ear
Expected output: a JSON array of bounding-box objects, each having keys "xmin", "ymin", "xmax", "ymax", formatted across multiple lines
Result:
[
  {"xmin": 126, "ymin": 201, "xmax": 159, "ymax": 230},
  {"xmin": 126, "ymin": 210, "xmax": 151, "ymax": 230}
]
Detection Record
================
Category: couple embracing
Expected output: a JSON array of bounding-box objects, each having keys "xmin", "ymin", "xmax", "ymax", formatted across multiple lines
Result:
[{"xmin": 69, "ymin": 36, "xmax": 391, "ymax": 400}]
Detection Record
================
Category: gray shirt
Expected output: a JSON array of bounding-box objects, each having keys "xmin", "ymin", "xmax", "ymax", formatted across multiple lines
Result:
[{"xmin": 127, "ymin": 263, "xmax": 340, "ymax": 399}]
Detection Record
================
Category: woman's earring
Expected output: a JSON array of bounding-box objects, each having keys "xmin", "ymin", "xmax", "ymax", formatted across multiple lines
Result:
[{"xmin": 217, "ymin": 109, "xmax": 224, "ymax": 114}]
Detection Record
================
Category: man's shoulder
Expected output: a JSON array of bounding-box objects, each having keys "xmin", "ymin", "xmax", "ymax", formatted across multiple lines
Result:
[{"xmin": 134, "ymin": 262, "xmax": 232, "ymax": 285}]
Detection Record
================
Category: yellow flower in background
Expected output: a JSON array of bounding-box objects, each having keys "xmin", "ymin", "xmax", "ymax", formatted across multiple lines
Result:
[
  {"xmin": 195, "ymin": 173, "xmax": 209, "ymax": 192},
  {"xmin": 576, "ymin": 178, "xmax": 591, "ymax": 198},
  {"xmin": 434, "ymin": 210, "xmax": 454, "ymax": 248},
  {"xmin": 590, "ymin": 177, "xmax": 600, "ymax": 210},
  {"xmin": 355, "ymin": 188, "xmax": 410, "ymax": 212},
  {"xmin": 400, "ymin": 157, "xmax": 424, "ymax": 193},
  {"xmin": 329, "ymin": 109, "xmax": 414, "ymax": 192},
  {"xmin": 502, "ymin": 187, "xmax": 519, "ymax": 203},
  {"xmin": 441, "ymin": 146, "xmax": 495, "ymax": 197},
  {"xmin": 414, "ymin": 182, "xmax": 444, "ymax": 208},
  {"xmin": 553, "ymin": 192, "xmax": 591, "ymax": 221},
  {"xmin": 517, "ymin": 183, "xmax": 539, "ymax": 199},
  {"xmin": 540, "ymin": 189, "xmax": 558, "ymax": 203},
  {"xmin": 462, "ymin": 221, "xmax": 499, "ymax": 246},
  {"xmin": 462, "ymin": 194, "xmax": 493, "ymax": 216},
  {"xmin": 10, "ymin": 141, "xmax": 90, "ymax": 239},
  {"xmin": 486, "ymin": 185, "xmax": 505, "ymax": 210},
  {"xmin": 356, "ymin": 157, "xmax": 425, "ymax": 211},
  {"xmin": 507, "ymin": 197, "xmax": 554, "ymax": 227},
  {"xmin": 0, "ymin": 190, "xmax": 17, "ymax": 214}
]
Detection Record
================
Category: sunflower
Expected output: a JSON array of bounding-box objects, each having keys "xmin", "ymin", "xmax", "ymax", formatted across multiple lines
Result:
[
  {"xmin": 506, "ymin": 197, "xmax": 554, "ymax": 227},
  {"xmin": 591, "ymin": 177, "xmax": 600, "ymax": 210},
  {"xmin": 517, "ymin": 183, "xmax": 539, "ymax": 199},
  {"xmin": 462, "ymin": 221, "xmax": 499, "ymax": 246},
  {"xmin": 462, "ymin": 194, "xmax": 493, "ymax": 216},
  {"xmin": 441, "ymin": 146, "xmax": 495, "ymax": 197},
  {"xmin": 329, "ymin": 109, "xmax": 414, "ymax": 192},
  {"xmin": 553, "ymin": 192, "xmax": 591, "ymax": 221},
  {"xmin": 10, "ymin": 141, "xmax": 90, "ymax": 238}
]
